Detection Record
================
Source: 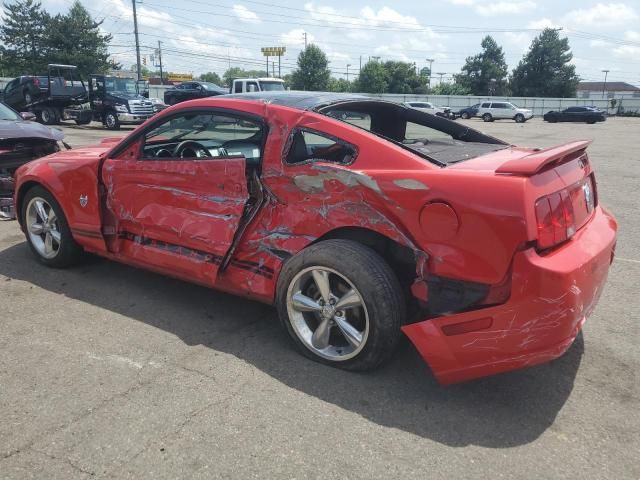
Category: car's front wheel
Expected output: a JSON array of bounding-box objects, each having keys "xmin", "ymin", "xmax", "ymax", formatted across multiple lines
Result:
[
  {"xmin": 515, "ymin": 113, "xmax": 526, "ymax": 123},
  {"xmin": 482, "ymin": 113, "xmax": 493, "ymax": 122},
  {"xmin": 105, "ymin": 112, "xmax": 120, "ymax": 130},
  {"xmin": 22, "ymin": 186, "xmax": 83, "ymax": 268},
  {"xmin": 461, "ymin": 112, "xmax": 470, "ymax": 119},
  {"xmin": 276, "ymin": 240, "xmax": 405, "ymax": 371}
]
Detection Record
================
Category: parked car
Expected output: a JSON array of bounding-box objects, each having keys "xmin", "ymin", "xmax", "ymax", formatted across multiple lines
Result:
[
  {"xmin": 13, "ymin": 92, "xmax": 617, "ymax": 384},
  {"xmin": 457, "ymin": 103, "xmax": 480, "ymax": 119},
  {"xmin": 543, "ymin": 106, "xmax": 606, "ymax": 124},
  {"xmin": 230, "ymin": 77, "xmax": 285, "ymax": 93},
  {"xmin": 164, "ymin": 81, "xmax": 227, "ymax": 105},
  {"xmin": 0, "ymin": 102, "xmax": 64, "ymax": 219},
  {"xmin": 477, "ymin": 101, "xmax": 533, "ymax": 122},
  {"xmin": 404, "ymin": 101, "xmax": 450, "ymax": 116},
  {"xmin": 1, "ymin": 75, "xmax": 49, "ymax": 109}
]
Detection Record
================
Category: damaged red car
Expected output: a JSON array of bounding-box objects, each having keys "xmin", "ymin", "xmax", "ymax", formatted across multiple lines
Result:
[{"xmin": 13, "ymin": 93, "xmax": 617, "ymax": 384}]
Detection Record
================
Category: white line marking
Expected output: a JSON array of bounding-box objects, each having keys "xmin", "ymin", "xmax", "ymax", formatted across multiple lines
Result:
[{"xmin": 616, "ymin": 257, "xmax": 640, "ymax": 264}]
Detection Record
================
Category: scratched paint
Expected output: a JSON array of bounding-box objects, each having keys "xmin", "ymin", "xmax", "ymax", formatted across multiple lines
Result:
[{"xmin": 393, "ymin": 179, "xmax": 430, "ymax": 190}]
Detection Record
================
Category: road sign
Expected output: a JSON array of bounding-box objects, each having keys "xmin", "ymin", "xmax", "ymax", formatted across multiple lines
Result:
[
  {"xmin": 261, "ymin": 47, "xmax": 286, "ymax": 56},
  {"xmin": 167, "ymin": 73, "xmax": 193, "ymax": 81}
]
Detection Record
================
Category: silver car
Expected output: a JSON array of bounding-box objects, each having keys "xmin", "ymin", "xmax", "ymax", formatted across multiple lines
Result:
[{"xmin": 477, "ymin": 101, "xmax": 533, "ymax": 123}]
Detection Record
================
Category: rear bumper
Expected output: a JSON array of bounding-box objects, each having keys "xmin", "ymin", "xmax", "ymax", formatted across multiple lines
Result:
[{"xmin": 403, "ymin": 206, "xmax": 617, "ymax": 384}]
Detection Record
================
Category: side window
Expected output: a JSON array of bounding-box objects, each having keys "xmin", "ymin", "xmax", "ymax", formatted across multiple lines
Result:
[
  {"xmin": 142, "ymin": 112, "xmax": 262, "ymax": 161},
  {"xmin": 246, "ymin": 81, "xmax": 259, "ymax": 92},
  {"xmin": 481, "ymin": 102, "xmax": 491, "ymax": 108},
  {"xmin": 286, "ymin": 129, "xmax": 356, "ymax": 165},
  {"xmin": 92, "ymin": 77, "xmax": 105, "ymax": 94},
  {"xmin": 234, "ymin": 82, "xmax": 243, "ymax": 93},
  {"xmin": 492, "ymin": 103, "xmax": 506, "ymax": 109},
  {"xmin": 5, "ymin": 79, "xmax": 17, "ymax": 93}
]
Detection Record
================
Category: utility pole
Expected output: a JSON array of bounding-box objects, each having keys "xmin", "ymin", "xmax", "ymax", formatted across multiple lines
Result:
[
  {"xmin": 359, "ymin": 55, "xmax": 362, "ymax": 73},
  {"xmin": 303, "ymin": 32, "xmax": 308, "ymax": 49},
  {"xmin": 425, "ymin": 58, "xmax": 434, "ymax": 89},
  {"xmin": 346, "ymin": 64, "xmax": 351, "ymax": 81},
  {"xmin": 602, "ymin": 69, "xmax": 610, "ymax": 99},
  {"xmin": 132, "ymin": 0, "xmax": 142, "ymax": 81},
  {"xmin": 157, "ymin": 41, "xmax": 163, "ymax": 84}
]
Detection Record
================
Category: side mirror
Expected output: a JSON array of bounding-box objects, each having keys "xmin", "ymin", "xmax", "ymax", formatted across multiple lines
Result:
[{"xmin": 20, "ymin": 112, "xmax": 36, "ymax": 121}]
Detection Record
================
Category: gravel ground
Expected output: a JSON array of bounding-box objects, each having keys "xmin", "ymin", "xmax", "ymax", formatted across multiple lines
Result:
[{"xmin": 0, "ymin": 116, "xmax": 638, "ymax": 479}]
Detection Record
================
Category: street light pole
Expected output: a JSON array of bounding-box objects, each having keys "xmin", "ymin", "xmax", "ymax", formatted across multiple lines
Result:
[
  {"xmin": 425, "ymin": 58, "xmax": 434, "ymax": 89},
  {"xmin": 132, "ymin": 0, "xmax": 142, "ymax": 81},
  {"xmin": 602, "ymin": 69, "xmax": 610, "ymax": 99},
  {"xmin": 346, "ymin": 64, "xmax": 351, "ymax": 81},
  {"xmin": 436, "ymin": 72, "xmax": 446, "ymax": 85}
]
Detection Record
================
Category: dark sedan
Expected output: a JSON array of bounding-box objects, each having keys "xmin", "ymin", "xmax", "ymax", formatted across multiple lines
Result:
[
  {"xmin": 543, "ymin": 106, "xmax": 606, "ymax": 124},
  {"xmin": 163, "ymin": 81, "xmax": 227, "ymax": 105},
  {"xmin": 0, "ymin": 102, "xmax": 64, "ymax": 219},
  {"xmin": 457, "ymin": 103, "xmax": 480, "ymax": 119}
]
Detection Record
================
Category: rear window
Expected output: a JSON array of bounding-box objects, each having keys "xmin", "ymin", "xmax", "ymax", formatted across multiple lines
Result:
[{"xmin": 404, "ymin": 122, "xmax": 452, "ymax": 142}]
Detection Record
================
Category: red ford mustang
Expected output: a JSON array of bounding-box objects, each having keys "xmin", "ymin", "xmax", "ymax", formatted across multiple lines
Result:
[{"xmin": 13, "ymin": 93, "xmax": 617, "ymax": 384}]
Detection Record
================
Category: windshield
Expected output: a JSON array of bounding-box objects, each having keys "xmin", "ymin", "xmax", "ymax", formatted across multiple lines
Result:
[
  {"xmin": 105, "ymin": 78, "xmax": 138, "ymax": 95},
  {"xmin": 259, "ymin": 81, "xmax": 285, "ymax": 91},
  {"xmin": 0, "ymin": 103, "xmax": 20, "ymax": 121}
]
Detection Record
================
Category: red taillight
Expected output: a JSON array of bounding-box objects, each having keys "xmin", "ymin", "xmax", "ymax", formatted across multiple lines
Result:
[{"xmin": 535, "ymin": 190, "xmax": 576, "ymax": 250}]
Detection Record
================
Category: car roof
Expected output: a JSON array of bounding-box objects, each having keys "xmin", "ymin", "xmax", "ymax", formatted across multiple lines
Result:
[{"xmin": 222, "ymin": 91, "xmax": 393, "ymax": 111}]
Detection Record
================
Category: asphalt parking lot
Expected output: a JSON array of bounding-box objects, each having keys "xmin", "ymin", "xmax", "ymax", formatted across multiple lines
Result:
[{"xmin": 1, "ymin": 117, "xmax": 638, "ymax": 479}]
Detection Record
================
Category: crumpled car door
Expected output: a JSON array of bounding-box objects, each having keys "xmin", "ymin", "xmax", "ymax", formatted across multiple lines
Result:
[{"xmin": 101, "ymin": 156, "xmax": 249, "ymax": 285}]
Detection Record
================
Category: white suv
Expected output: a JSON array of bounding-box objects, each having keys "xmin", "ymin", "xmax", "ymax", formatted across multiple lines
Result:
[
  {"xmin": 404, "ymin": 101, "xmax": 449, "ymax": 117},
  {"xmin": 477, "ymin": 101, "xmax": 533, "ymax": 123}
]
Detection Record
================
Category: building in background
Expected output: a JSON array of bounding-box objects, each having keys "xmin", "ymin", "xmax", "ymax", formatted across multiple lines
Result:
[{"xmin": 577, "ymin": 81, "xmax": 640, "ymax": 99}]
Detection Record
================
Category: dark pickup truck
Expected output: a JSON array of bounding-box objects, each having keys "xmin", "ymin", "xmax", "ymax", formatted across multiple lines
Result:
[{"xmin": 163, "ymin": 81, "xmax": 227, "ymax": 105}]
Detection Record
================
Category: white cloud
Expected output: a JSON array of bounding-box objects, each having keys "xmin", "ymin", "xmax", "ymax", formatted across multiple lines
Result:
[
  {"xmin": 565, "ymin": 3, "xmax": 638, "ymax": 29},
  {"xmin": 446, "ymin": 0, "xmax": 537, "ymax": 16},
  {"xmin": 232, "ymin": 5, "xmax": 261, "ymax": 24},
  {"xmin": 475, "ymin": 1, "xmax": 537, "ymax": 16},
  {"xmin": 527, "ymin": 18, "xmax": 562, "ymax": 30},
  {"xmin": 280, "ymin": 28, "xmax": 314, "ymax": 47}
]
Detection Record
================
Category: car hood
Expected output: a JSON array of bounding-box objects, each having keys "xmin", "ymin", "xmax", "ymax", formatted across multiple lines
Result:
[{"xmin": 0, "ymin": 120, "xmax": 64, "ymax": 141}]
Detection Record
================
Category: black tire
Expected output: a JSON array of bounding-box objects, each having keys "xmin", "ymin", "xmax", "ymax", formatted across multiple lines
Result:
[
  {"xmin": 461, "ymin": 112, "xmax": 470, "ymax": 119},
  {"xmin": 482, "ymin": 113, "xmax": 493, "ymax": 122},
  {"xmin": 21, "ymin": 186, "xmax": 83, "ymax": 268},
  {"xmin": 276, "ymin": 239, "xmax": 405, "ymax": 371},
  {"xmin": 104, "ymin": 111, "xmax": 120, "ymax": 130},
  {"xmin": 587, "ymin": 120, "xmax": 596, "ymax": 124},
  {"xmin": 39, "ymin": 107, "xmax": 56, "ymax": 125},
  {"xmin": 515, "ymin": 113, "xmax": 525, "ymax": 123}
]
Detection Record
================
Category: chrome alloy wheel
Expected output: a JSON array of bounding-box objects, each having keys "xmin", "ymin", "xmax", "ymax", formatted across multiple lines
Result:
[
  {"xmin": 286, "ymin": 266, "xmax": 370, "ymax": 361},
  {"xmin": 25, "ymin": 197, "xmax": 61, "ymax": 259}
]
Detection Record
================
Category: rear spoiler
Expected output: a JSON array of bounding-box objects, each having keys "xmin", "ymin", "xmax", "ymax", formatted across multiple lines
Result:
[{"xmin": 496, "ymin": 140, "xmax": 591, "ymax": 176}]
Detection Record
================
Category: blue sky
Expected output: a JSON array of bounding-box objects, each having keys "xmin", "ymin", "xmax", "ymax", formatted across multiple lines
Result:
[{"xmin": 38, "ymin": 0, "xmax": 640, "ymax": 86}]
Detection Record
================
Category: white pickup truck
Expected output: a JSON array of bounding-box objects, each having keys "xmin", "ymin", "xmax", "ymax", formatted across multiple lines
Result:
[{"xmin": 230, "ymin": 78, "xmax": 286, "ymax": 93}]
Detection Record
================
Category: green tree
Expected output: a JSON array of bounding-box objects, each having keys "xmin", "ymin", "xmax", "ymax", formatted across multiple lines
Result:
[
  {"xmin": 384, "ymin": 61, "xmax": 425, "ymax": 94},
  {"xmin": 222, "ymin": 67, "xmax": 268, "ymax": 87},
  {"xmin": 431, "ymin": 82, "xmax": 471, "ymax": 95},
  {"xmin": 455, "ymin": 36, "xmax": 508, "ymax": 95},
  {"xmin": 328, "ymin": 77, "xmax": 352, "ymax": 92},
  {"xmin": 289, "ymin": 44, "xmax": 331, "ymax": 91},
  {"xmin": 199, "ymin": 71, "xmax": 223, "ymax": 85},
  {"xmin": 510, "ymin": 28, "xmax": 580, "ymax": 97},
  {"xmin": 356, "ymin": 60, "xmax": 387, "ymax": 93},
  {"xmin": 47, "ymin": 1, "xmax": 114, "ymax": 76},
  {"xmin": 0, "ymin": 0, "xmax": 51, "ymax": 76}
]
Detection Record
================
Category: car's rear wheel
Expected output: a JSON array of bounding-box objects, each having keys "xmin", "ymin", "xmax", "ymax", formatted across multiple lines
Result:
[
  {"xmin": 461, "ymin": 112, "xmax": 470, "ymax": 119},
  {"xmin": 515, "ymin": 113, "xmax": 525, "ymax": 123},
  {"xmin": 276, "ymin": 240, "xmax": 405, "ymax": 371},
  {"xmin": 482, "ymin": 113, "xmax": 493, "ymax": 122},
  {"xmin": 39, "ymin": 108, "xmax": 56, "ymax": 125},
  {"xmin": 22, "ymin": 186, "xmax": 83, "ymax": 268}
]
